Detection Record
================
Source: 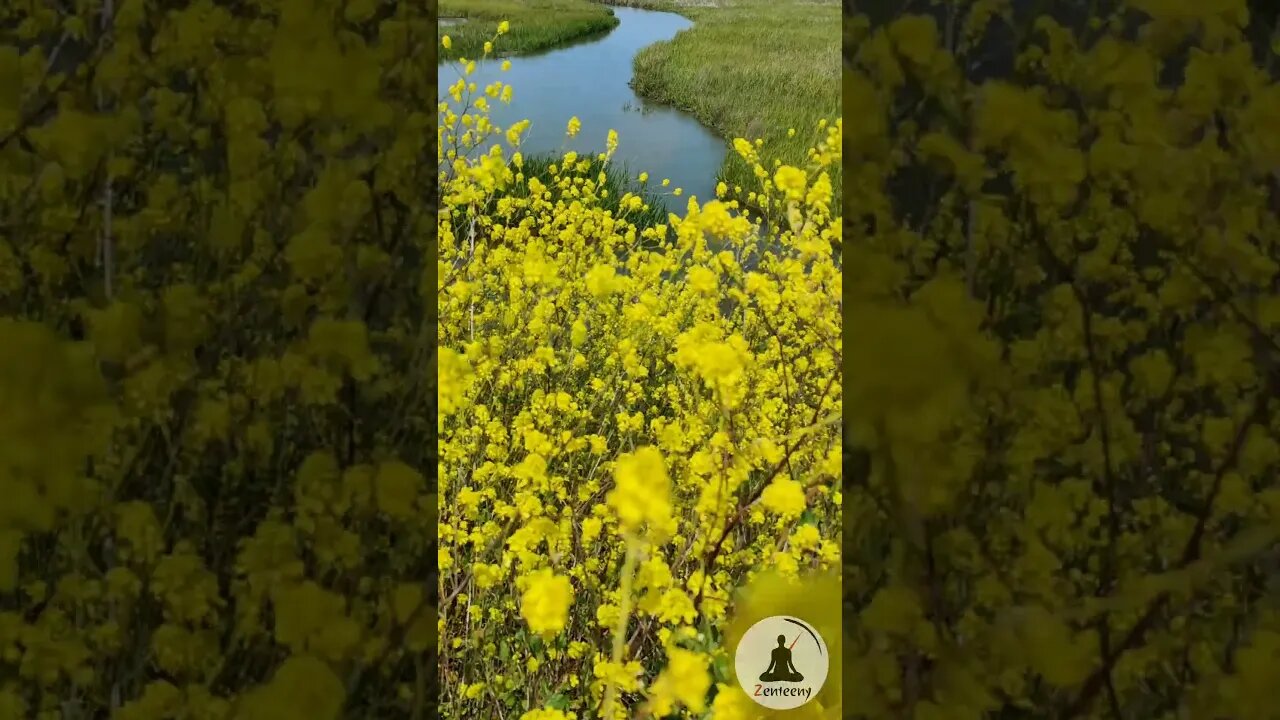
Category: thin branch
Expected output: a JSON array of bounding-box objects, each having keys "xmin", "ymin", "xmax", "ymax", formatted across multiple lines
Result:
[
  {"xmin": 692, "ymin": 370, "xmax": 839, "ymax": 615},
  {"xmin": 1060, "ymin": 389, "xmax": 1269, "ymax": 719}
]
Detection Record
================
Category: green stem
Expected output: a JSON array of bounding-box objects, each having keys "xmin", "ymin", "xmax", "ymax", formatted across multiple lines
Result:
[{"xmin": 602, "ymin": 534, "xmax": 641, "ymax": 719}]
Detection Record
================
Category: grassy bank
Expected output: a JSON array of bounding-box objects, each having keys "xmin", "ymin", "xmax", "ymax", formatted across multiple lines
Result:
[
  {"xmin": 618, "ymin": 0, "xmax": 842, "ymax": 202},
  {"xmin": 519, "ymin": 153, "xmax": 670, "ymax": 231},
  {"xmin": 438, "ymin": 0, "xmax": 619, "ymax": 62}
]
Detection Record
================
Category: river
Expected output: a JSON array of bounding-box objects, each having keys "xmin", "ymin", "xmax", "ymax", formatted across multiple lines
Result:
[{"xmin": 437, "ymin": 6, "xmax": 726, "ymax": 213}]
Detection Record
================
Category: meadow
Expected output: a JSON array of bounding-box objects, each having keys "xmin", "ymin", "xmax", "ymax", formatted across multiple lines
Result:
[
  {"xmin": 439, "ymin": 0, "xmax": 841, "ymax": 212},
  {"xmin": 621, "ymin": 0, "xmax": 842, "ymax": 205},
  {"xmin": 438, "ymin": 0, "xmax": 620, "ymax": 61}
]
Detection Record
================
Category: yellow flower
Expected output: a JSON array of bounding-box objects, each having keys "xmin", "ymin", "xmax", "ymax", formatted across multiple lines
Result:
[
  {"xmin": 592, "ymin": 659, "xmax": 643, "ymax": 692},
  {"xmin": 774, "ymin": 164, "xmax": 807, "ymax": 202},
  {"xmin": 760, "ymin": 478, "xmax": 806, "ymax": 518},
  {"xmin": 498, "ymin": 20, "xmax": 510, "ymax": 34},
  {"xmin": 732, "ymin": 137, "xmax": 755, "ymax": 161},
  {"xmin": 566, "ymin": 116, "xmax": 581, "ymax": 137},
  {"xmin": 375, "ymin": 461, "xmax": 421, "ymax": 519},
  {"xmin": 790, "ymin": 524, "xmax": 821, "ymax": 551},
  {"xmin": 672, "ymin": 329, "xmax": 752, "ymax": 406},
  {"xmin": 442, "ymin": 35, "xmax": 452, "ymax": 49},
  {"xmin": 687, "ymin": 266, "xmax": 718, "ymax": 295},
  {"xmin": 805, "ymin": 171, "xmax": 833, "ymax": 214},
  {"xmin": 709, "ymin": 682, "xmax": 761, "ymax": 720},
  {"xmin": 656, "ymin": 588, "xmax": 697, "ymax": 625},
  {"xmin": 502, "ymin": 60, "xmax": 512, "ymax": 72},
  {"xmin": 650, "ymin": 648, "xmax": 711, "ymax": 714},
  {"xmin": 520, "ymin": 569, "xmax": 574, "ymax": 638},
  {"xmin": 438, "ymin": 347, "xmax": 474, "ymax": 417},
  {"xmin": 607, "ymin": 446, "xmax": 673, "ymax": 540},
  {"xmin": 474, "ymin": 563, "xmax": 504, "ymax": 588},
  {"xmin": 571, "ymin": 319, "xmax": 588, "ymax": 347},
  {"xmin": 581, "ymin": 516, "xmax": 603, "ymax": 544},
  {"xmin": 584, "ymin": 264, "xmax": 617, "ymax": 299}
]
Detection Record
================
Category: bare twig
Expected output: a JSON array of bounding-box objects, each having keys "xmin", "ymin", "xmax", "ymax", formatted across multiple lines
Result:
[
  {"xmin": 96, "ymin": 0, "xmax": 116, "ymax": 299},
  {"xmin": 692, "ymin": 370, "xmax": 840, "ymax": 614},
  {"xmin": 1060, "ymin": 390, "xmax": 1269, "ymax": 719}
]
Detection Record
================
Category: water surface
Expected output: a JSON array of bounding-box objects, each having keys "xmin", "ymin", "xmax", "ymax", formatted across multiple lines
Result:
[{"xmin": 438, "ymin": 7, "xmax": 726, "ymax": 213}]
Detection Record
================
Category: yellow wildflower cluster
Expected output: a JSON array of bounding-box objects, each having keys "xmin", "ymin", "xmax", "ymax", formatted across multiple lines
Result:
[
  {"xmin": 1, "ymin": 1, "xmax": 435, "ymax": 717},
  {"xmin": 439, "ymin": 22, "xmax": 841, "ymax": 719},
  {"xmin": 844, "ymin": 2, "xmax": 1280, "ymax": 718}
]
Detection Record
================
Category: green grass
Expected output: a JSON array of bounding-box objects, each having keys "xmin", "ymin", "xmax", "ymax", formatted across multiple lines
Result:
[
  {"xmin": 518, "ymin": 153, "xmax": 670, "ymax": 232},
  {"xmin": 438, "ymin": 0, "xmax": 619, "ymax": 61},
  {"xmin": 439, "ymin": 0, "xmax": 841, "ymax": 215},
  {"xmin": 620, "ymin": 0, "xmax": 842, "ymax": 207}
]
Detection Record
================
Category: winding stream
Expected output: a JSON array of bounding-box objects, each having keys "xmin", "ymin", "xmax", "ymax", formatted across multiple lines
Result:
[{"xmin": 438, "ymin": 7, "xmax": 726, "ymax": 212}]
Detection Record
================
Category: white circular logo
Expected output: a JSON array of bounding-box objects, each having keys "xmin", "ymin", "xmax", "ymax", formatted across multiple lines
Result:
[{"xmin": 734, "ymin": 615, "xmax": 829, "ymax": 709}]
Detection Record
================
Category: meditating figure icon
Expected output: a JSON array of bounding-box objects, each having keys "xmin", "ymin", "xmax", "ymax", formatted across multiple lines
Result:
[{"xmin": 758, "ymin": 634, "xmax": 805, "ymax": 682}]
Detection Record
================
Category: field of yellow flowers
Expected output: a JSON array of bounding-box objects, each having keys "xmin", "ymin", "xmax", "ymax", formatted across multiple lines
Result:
[
  {"xmin": 438, "ymin": 23, "xmax": 843, "ymax": 720},
  {"xmin": 3, "ymin": 2, "xmax": 444, "ymax": 717}
]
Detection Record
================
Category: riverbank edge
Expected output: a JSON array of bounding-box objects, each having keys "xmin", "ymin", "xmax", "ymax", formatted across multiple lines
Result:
[
  {"xmin": 601, "ymin": 0, "xmax": 842, "ymax": 215},
  {"xmin": 596, "ymin": 1, "xmax": 725, "ymax": 142},
  {"xmin": 598, "ymin": 0, "xmax": 775, "ymax": 217},
  {"xmin": 438, "ymin": 2, "xmax": 781, "ymax": 220},
  {"xmin": 438, "ymin": 3, "xmax": 620, "ymax": 62}
]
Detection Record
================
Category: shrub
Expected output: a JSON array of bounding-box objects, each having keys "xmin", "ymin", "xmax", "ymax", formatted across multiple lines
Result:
[
  {"xmin": 845, "ymin": 2, "xmax": 1280, "ymax": 717},
  {"xmin": 1, "ymin": 2, "xmax": 436, "ymax": 717},
  {"xmin": 438, "ymin": 23, "xmax": 843, "ymax": 720}
]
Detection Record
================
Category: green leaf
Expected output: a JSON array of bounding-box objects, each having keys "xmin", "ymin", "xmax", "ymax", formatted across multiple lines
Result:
[{"xmin": 713, "ymin": 654, "xmax": 731, "ymax": 683}]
